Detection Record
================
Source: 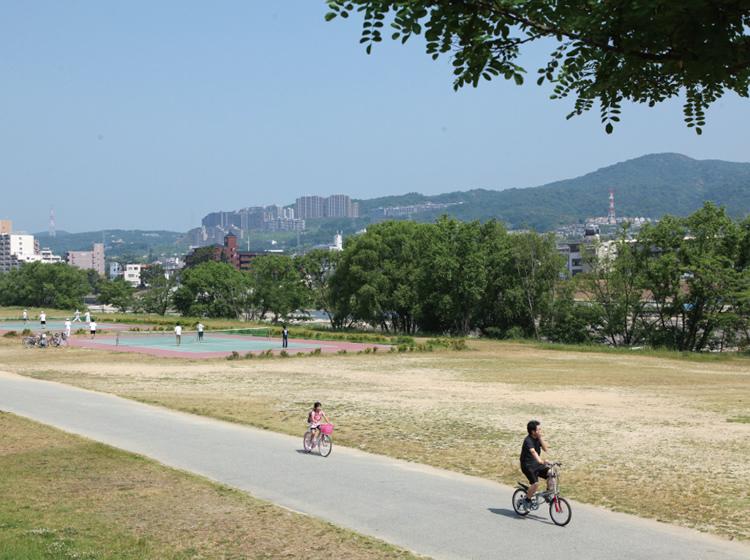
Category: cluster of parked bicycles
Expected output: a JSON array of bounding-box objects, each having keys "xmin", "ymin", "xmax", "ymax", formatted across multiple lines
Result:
[{"xmin": 22, "ymin": 332, "xmax": 67, "ymax": 348}]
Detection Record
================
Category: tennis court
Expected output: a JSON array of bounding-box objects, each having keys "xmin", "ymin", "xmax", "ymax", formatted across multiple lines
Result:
[{"xmin": 68, "ymin": 328, "xmax": 391, "ymax": 359}]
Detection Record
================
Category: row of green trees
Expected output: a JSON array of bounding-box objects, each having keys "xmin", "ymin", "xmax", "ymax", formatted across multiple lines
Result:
[
  {"xmin": 2, "ymin": 203, "xmax": 748, "ymax": 351},
  {"xmin": 579, "ymin": 204, "xmax": 750, "ymax": 351}
]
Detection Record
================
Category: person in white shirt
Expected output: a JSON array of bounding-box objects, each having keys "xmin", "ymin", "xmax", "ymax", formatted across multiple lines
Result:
[
  {"xmin": 196, "ymin": 322, "xmax": 204, "ymax": 342},
  {"xmin": 64, "ymin": 319, "xmax": 72, "ymax": 341},
  {"xmin": 174, "ymin": 323, "xmax": 182, "ymax": 346},
  {"xmin": 39, "ymin": 311, "xmax": 47, "ymax": 329},
  {"xmin": 73, "ymin": 309, "xmax": 81, "ymax": 322},
  {"xmin": 89, "ymin": 320, "xmax": 97, "ymax": 339},
  {"xmin": 22, "ymin": 309, "xmax": 28, "ymax": 324},
  {"xmin": 84, "ymin": 310, "xmax": 91, "ymax": 323}
]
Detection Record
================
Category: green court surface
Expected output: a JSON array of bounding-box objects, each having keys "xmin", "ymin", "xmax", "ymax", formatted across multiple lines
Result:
[{"xmin": 109, "ymin": 330, "xmax": 306, "ymax": 354}]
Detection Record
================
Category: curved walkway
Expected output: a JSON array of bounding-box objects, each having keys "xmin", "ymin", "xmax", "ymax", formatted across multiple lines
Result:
[{"xmin": 0, "ymin": 372, "xmax": 746, "ymax": 560}]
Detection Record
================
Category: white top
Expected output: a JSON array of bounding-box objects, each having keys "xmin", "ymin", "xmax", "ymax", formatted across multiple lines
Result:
[
  {"xmin": 22, "ymin": 311, "xmax": 28, "ymax": 318},
  {"xmin": 174, "ymin": 325, "xmax": 182, "ymax": 336},
  {"xmin": 64, "ymin": 321, "xmax": 71, "ymax": 329},
  {"xmin": 40, "ymin": 312, "xmax": 46, "ymax": 321},
  {"xmin": 74, "ymin": 310, "xmax": 80, "ymax": 316},
  {"xmin": 197, "ymin": 323, "xmax": 204, "ymax": 332},
  {"xmin": 85, "ymin": 312, "xmax": 91, "ymax": 321},
  {"xmin": 89, "ymin": 321, "xmax": 97, "ymax": 330}
]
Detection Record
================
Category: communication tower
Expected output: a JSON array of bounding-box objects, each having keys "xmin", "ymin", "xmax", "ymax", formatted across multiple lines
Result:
[
  {"xmin": 607, "ymin": 189, "xmax": 616, "ymax": 225},
  {"xmin": 49, "ymin": 207, "xmax": 56, "ymax": 238}
]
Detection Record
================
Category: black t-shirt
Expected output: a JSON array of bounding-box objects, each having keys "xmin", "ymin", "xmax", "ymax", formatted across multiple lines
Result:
[{"xmin": 520, "ymin": 435, "xmax": 541, "ymax": 467}]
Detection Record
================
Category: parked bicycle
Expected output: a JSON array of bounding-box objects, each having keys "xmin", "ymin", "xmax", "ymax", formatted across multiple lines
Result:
[
  {"xmin": 22, "ymin": 332, "xmax": 65, "ymax": 348},
  {"xmin": 512, "ymin": 462, "xmax": 572, "ymax": 526},
  {"xmin": 303, "ymin": 423, "xmax": 333, "ymax": 457}
]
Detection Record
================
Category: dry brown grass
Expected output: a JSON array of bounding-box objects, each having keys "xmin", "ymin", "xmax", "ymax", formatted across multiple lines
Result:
[
  {"xmin": 0, "ymin": 411, "xmax": 421, "ymax": 559},
  {"xmin": 2, "ymin": 337, "xmax": 749, "ymax": 541}
]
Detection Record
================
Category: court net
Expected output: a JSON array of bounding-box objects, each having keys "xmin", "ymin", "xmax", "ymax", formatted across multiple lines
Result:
[{"xmin": 115, "ymin": 327, "xmax": 272, "ymax": 347}]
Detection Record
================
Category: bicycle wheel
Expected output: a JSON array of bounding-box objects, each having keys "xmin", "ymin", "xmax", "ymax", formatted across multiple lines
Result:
[
  {"xmin": 303, "ymin": 431, "xmax": 314, "ymax": 453},
  {"xmin": 549, "ymin": 496, "xmax": 572, "ymax": 526},
  {"xmin": 319, "ymin": 434, "xmax": 332, "ymax": 457},
  {"xmin": 512, "ymin": 489, "xmax": 530, "ymax": 516}
]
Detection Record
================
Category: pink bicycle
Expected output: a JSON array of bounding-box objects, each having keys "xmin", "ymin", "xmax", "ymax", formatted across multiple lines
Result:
[{"xmin": 303, "ymin": 423, "xmax": 334, "ymax": 457}]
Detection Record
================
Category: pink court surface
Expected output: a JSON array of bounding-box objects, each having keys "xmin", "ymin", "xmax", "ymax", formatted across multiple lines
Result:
[{"xmin": 66, "ymin": 333, "xmax": 391, "ymax": 359}]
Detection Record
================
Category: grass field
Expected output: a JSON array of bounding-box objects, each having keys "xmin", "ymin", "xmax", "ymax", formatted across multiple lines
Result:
[
  {"xmin": 0, "ymin": 412, "xmax": 419, "ymax": 560},
  {"xmin": 2, "ymin": 333, "xmax": 749, "ymax": 542}
]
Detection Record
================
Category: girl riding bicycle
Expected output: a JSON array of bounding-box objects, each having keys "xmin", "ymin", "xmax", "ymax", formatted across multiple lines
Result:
[{"xmin": 307, "ymin": 402, "xmax": 330, "ymax": 441}]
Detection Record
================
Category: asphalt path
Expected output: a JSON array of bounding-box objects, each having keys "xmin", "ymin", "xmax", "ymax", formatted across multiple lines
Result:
[{"xmin": 0, "ymin": 372, "xmax": 746, "ymax": 560}]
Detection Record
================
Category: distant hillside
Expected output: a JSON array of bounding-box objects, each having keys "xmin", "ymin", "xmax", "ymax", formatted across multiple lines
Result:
[
  {"xmin": 34, "ymin": 230, "xmax": 187, "ymax": 261},
  {"xmin": 357, "ymin": 153, "xmax": 750, "ymax": 230}
]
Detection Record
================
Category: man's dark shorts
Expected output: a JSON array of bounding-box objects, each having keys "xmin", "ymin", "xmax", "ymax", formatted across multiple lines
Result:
[{"xmin": 521, "ymin": 463, "xmax": 550, "ymax": 484}]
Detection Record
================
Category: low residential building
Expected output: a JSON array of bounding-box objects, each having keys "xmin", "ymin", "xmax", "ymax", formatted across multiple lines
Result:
[
  {"xmin": 0, "ymin": 220, "xmax": 12, "ymax": 234},
  {"xmin": 67, "ymin": 243, "xmax": 105, "ymax": 276},
  {"xmin": 36, "ymin": 249, "xmax": 63, "ymax": 264},
  {"xmin": 261, "ymin": 217, "xmax": 305, "ymax": 232},
  {"xmin": 557, "ymin": 242, "xmax": 586, "ymax": 276},
  {"xmin": 123, "ymin": 264, "xmax": 143, "ymax": 287},
  {"xmin": 110, "ymin": 262, "xmax": 123, "ymax": 280}
]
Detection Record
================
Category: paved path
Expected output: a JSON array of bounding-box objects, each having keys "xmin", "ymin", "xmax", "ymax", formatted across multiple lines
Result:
[{"xmin": 0, "ymin": 372, "xmax": 746, "ymax": 560}]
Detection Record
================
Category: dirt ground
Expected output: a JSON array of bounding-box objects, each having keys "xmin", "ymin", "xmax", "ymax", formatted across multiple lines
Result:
[
  {"xmin": 1, "ymin": 337, "xmax": 748, "ymax": 541},
  {"xmin": 0, "ymin": 412, "xmax": 420, "ymax": 559}
]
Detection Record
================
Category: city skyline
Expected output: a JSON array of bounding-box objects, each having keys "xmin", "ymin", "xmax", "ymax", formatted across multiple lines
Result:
[{"xmin": 2, "ymin": 1, "xmax": 749, "ymax": 233}]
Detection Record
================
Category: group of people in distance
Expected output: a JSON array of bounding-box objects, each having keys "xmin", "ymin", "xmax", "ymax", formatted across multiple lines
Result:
[{"xmin": 22, "ymin": 308, "xmax": 98, "ymax": 340}]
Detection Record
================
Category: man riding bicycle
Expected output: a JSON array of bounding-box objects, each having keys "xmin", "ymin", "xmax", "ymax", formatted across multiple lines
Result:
[{"xmin": 520, "ymin": 420, "xmax": 550, "ymax": 503}]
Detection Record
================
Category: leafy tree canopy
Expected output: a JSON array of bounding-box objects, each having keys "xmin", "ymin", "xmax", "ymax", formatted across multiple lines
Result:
[
  {"xmin": 0, "ymin": 262, "xmax": 90, "ymax": 309},
  {"xmin": 326, "ymin": 1, "xmax": 750, "ymax": 133}
]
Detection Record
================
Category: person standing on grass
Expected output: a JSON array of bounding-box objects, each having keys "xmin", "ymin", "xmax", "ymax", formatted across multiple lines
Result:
[
  {"xmin": 39, "ymin": 310, "xmax": 46, "ymax": 329},
  {"xmin": 22, "ymin": 309, "xmax": 28, "ymax": 324},
  {"xmin": 64, "ymin": 318, "xmax": 72, "ymax": 341},
  {"xmin": 196, "ymin": 322, "xmax": 204, "ymax": 342},
  {"xmin": 282, "ymin": 325, "xmax": 289, "ymax": 348},
  {"xmin": 174, "ymin": 323, "xmax": 182, "ymax": 346},
  {"xmin": 73, "ymin": 309, "xmax": 81, "ymax": 322},
  {"xmin": 89, "ymin": 319, "xmax": 97, "ymax": 339},
  {"xmin": 84, "ymin": 310, "xmax": 91, "ymax": 323}
]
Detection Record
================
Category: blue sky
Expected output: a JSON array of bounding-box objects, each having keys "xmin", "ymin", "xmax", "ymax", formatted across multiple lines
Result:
[{"xmin": 1, "ymin": 1, "xmax": 748, "ymax": 233}]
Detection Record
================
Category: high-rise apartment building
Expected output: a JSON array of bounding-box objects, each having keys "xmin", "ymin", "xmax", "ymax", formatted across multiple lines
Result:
[
  {"xmin": 295, "ymin": 196, "xmax": 326, "ymax": 219},
  {"xmin": 325, "ymin": 194, "xmax": 352, "ymax": 218},
  {"xmin": 0, "ymin": 233, "xmax": 37, "ymax": 272}
]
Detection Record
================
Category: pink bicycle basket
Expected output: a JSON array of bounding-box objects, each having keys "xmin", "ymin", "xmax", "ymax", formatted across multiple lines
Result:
[{"xmin": 320, "ymin": 423, "xmax": 334, "ymax": 435}]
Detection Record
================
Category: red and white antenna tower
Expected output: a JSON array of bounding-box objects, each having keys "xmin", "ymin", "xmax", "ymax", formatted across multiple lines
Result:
[
  {"xmin": 49, "ymin": 207, "xmax": 56, "ymax": 238},
  {"xmin": 607, "ymin": 189, "xmax": 616, "ymax": 225}
]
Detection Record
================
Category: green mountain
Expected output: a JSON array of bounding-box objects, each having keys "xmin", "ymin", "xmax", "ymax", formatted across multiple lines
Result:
[
  {"xmin": 33, "ymin": 230, "xmax": 188, "ymax": 261},
  {"xmin": 358, "ymin": 153, "xmax": 750, "ymax": 230}
]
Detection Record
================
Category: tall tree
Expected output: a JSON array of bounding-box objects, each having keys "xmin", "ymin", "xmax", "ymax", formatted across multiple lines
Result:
[
  {"xmin": 330, "ymin": 221, "xmax": 425, "ymax": 333},
  {"xmin": 636, "ymin": 203, "xmax": 749, "ymax": 351},
  {"xmin": 296, "ymin": 249, "xmax": 342, "ymax": 327},
  {"xmin": 249, "ymin": 255, "xmax": 309, "ymax": 323},
  {"xmin": 417, "ymin": 217, "xmax": 489, "ymax": 334},
  {"xmin": 578, "ymin": 227, "xmax": 648, "ymax": 346},
  {"xmin": 173, "ymin": 261, "xmax": 252, "ymax": 318},
  {"xmin": 97, "ymin": 278, "xmax": 135, "ymax": 312},
  {"xmin": 326, "ymin": 1, "xmax": 750, "ymax": 133},
  {"xmin": 505, "ymin": 232, "xmax": 565, "ymax": 338},
  {"xmin": 0, "ymin": 262, "xmax": 90, "ymax": 309},
  {"xmin": 138, "ymin": 264, "xmax": 177, "ymax": 315}
]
